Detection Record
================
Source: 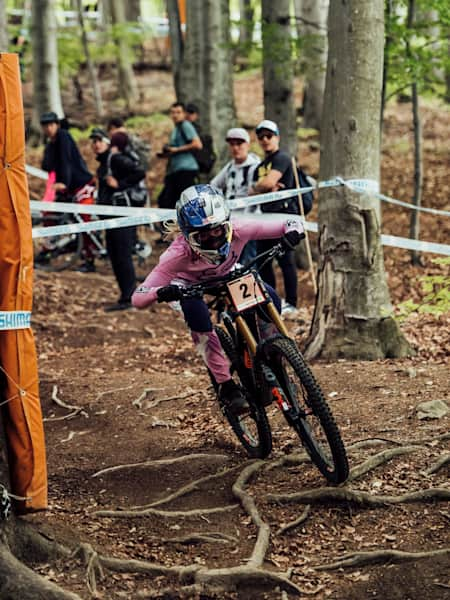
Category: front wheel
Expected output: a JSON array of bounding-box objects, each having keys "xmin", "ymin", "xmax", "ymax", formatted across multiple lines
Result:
[
  {"xmin": 214, "ymin": 326, "xmax": 272, "ymax": 459},
  {"xmin": 264, "ymin": 338, "xmax": 349, "ymax": 484}
]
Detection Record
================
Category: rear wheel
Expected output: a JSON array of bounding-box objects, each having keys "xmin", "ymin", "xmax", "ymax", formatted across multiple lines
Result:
[
  {"xmin": 214, "ymin": 326, "xmax": 272, "ymax": 459},
  {"xmin": 264, "ymin": 338, "xmax": 348, "ymax": 484}
]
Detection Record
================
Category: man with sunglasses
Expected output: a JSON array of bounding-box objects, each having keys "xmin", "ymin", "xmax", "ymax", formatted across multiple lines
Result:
[
  {"xmin": 250, "ymin": 119, "xmax": 299, "ymax": 316},
  {"xmin": 210, "ymin": 128, "xmax": 260, "ymax": 263}
]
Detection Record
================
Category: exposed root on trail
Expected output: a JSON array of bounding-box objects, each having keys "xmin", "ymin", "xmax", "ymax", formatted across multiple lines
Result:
[
  {"xmin": 95, "ymin": 384, "xmax": 134, "ymax": 403},
  {"xmin": 132, "ymin": 463, "xmax": 242, "ymax": 509},
  {"xmin": 348, "ymin": 445, "xmax": 420, "ymax": 481},
  {"xmin": 276, "ymin": 505, "xmax": 311, "ymax": 536},
  {"xmin": 315, "ymin": 547, "xmax": 450, "ymax": 570},
  {"xmin": 43, "ymin": 385, "xmax": 86, "ymax": 422},
  {"xmin": 149, "ymin": 532, "xmax": 238, "ymax": 545},
  {"xmin": 91, "ymin": 453, "xmax": 229, "ymax": 478},
  {"xmin": 94, "ymin": 504, "xmax": 240, "ymax": 518},
  {"xmin": 267, "ymin": 486, "xmax": 450, "ymax": 506},
  {"xmin": 424, "ymin": 452, "xmax": 450, "ymax": 475}
]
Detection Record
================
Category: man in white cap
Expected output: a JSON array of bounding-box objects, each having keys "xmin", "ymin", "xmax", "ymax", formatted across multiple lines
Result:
[
  {"xmin": 210, "ymin": 127, "xmax": 260, "ymax": 262},
  {"xmin": 250, "ymin": 119, "xmax": 299, "ymax": 316}
]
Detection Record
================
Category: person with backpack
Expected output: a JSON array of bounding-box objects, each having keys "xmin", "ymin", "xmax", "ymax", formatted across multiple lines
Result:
[
  {"xmin": 107, "ymin": 117, "xmax": 151, "ymax": 172},
  {"xmin": 156, "ymin": 102, "xmax": 203, "ymax": 211},
  {"xmin": 90, "ymin": 129, "xmax": 145, "ymax": 311},
  {"xmin": 250, "ymin": 119, "xmax": 312, "ymax": 317},
  {"xmin": 210, "ymin": 127, "xmax": 260, "ymax": 263}
]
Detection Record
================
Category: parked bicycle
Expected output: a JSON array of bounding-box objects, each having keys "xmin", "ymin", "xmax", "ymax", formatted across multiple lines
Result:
[{"xmin": 158, "ymin": 244, "xmax": 349, "ymax": 484}]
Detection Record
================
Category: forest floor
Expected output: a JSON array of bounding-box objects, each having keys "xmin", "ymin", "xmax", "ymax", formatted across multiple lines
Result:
[{"xmin": 22, "ymin": 67, "xmax": 450, "ymax": 599}]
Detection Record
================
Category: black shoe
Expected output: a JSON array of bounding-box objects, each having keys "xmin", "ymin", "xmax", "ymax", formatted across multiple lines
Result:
[
  {"xmin": 218, "ymin": 379, "xmax": 249, "ymax": 415},
  {"xmin": 77, "ymin": 261, "xmax": 96, "ymax": 273},
  {"xmin": 34, "ymin": 250, "xmax": 52, "ymax": 265},
  {"xmin": 104, "ymin": 300, "xmax": 133, "ymax": 312}
]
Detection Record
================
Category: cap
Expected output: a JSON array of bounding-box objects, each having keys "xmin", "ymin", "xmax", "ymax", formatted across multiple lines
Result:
[
  {"xmin": 225, "ymin": 127, "xmax": 250, "ymax": 143},
  {"xmin": 186, "ymin": 103, "xmax": 199, "ymax": 114},
  {"xmin": 40, "ymin": 111, "xmax": 60, "ymax": 125},
  {"xmin": 89, "ymin": 128, "xmax": 110, "ymax": 144},
  {"xmin": 255, "ymin": 119, "xmax": 279, "ymax": 135},
  {"xmin": 110, "ymin": 131, "xmax": 129, "ymax": 152}
]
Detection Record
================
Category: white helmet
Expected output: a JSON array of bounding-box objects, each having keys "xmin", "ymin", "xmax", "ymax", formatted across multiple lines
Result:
[{"xmin": 176, "ymin": 184, "xmax": 232, "ymax": 264}]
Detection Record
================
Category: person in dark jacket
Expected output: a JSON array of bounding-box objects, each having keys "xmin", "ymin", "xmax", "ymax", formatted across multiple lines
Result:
[
  {"xmin": 90, "ymin": 129, "xmax": 145, "ymax": 311},
  {"xmin": 39, "ymin": 111, "xmax": 97, "ymax": 272}
]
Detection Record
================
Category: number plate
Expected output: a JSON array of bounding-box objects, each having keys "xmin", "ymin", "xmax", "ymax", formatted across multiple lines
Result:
[{"xmin": 227, "ymin": 273, "xmax": 265, "ymax": 312}]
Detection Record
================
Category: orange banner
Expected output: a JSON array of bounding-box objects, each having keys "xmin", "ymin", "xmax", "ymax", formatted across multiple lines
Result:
[{"xmin": 0, "ymin": 53, "xmax": 47, "ymax": 512}]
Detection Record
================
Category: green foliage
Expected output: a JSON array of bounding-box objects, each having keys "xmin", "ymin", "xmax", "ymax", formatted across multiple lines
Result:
[
  {"xmin": 126, "ymin": 113, "xmax": 171, "ymax": 130},
  {"xmin": 396, "ymin": 257, "xmax": 450, "ymax": 319},
  {"xmin": 58, "ymin": 29, "xmax": 83, "ymax": 83},
  {"xmin": 68, "ymin": 127, "xmax": 86, "ymax": 142},
  {"xmin": 385, "ymin": 0, "xmax": 450, "ymax": 100}
]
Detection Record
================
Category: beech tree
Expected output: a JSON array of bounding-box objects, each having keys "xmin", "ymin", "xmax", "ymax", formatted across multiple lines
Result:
[
  {"xmin": 30, "ymin": 0, "xmax": 64, "ymax": 138},
  {"xmin": 297, "ymin": 0, "xmax": 329, "ymax": 131},
  {"xmin": 261, "ymin": 0, "xmax": 297, "ymax": 156},
  {"xmin": 0, "ymin": 0, "xmax": 7, "ymax": 51},
  {"xmin": 177, "ymin": 0, "xmax": 235, "ymax": 166},
  {"xmin": 306, "ymin": 0, "xmax": 412, "ymax": 360},
  {"xmin": 108, "ymin": 0, "xmax": 139, "ymax": 111}
]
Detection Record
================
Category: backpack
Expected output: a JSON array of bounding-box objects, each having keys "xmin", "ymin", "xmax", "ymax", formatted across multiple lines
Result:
[
  {"xmin": 259, "ymin": 165, "xmax": 314, "ymax": 216},
  {"xmin": 178, "ymin": 123, "xmax": 217, "ymax": 174},
  {"xmin": 126, "ymin": 133, "xmax": 151, "ymax": 171},
  {"xmin": 107, "ymin": 153, "xmax": 149, "ymax": 208}
]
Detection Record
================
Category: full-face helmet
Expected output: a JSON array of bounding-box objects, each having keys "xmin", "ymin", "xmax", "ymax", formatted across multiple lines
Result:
[{"xmin": 176, "ymin": 184, "xmax": 232, "ymax": 263}]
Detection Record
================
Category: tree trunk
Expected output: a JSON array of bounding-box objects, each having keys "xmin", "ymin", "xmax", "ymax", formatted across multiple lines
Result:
[
  {"xmin": 76, "ymin": 0, "xmax": 104, "ymax": 118},
  {"xmin": 306, "ymin": 0, "xmax": 412, "ymax": 360},
  {"xmin": 30, "ymin": 0, "xmax": 64, "ymax": 140},
  {"xmin": 261, "ymin": 0, "xmax": 297, "ymax": 157},
  {"xmin": 407, "ymin": 0, "xmax": 422, "ymax": 266},
  {"xmin": 299, "ymin": 0, "xmax": 328, "ymax": 131},
  {"xmin": 238, "ymin": 0, "xmax": 254, "ymax": 54},
  {"xmin": 0, "ymin": 0, "xmax": 8, "ymax": 51},
  {"xmin": 125, "ymin": 0, "xmax": 140, "ymax": 22},
  {"xmin": 166, "ymin": 0, "xmax": 183, "ymax": 100},
  {"xmin": 108, "ymin": 0, "xmax": 139, "ymax": 112},
  {"xmin": 179, "ymin": 0, "xmax": 235, "ymax": 167}
]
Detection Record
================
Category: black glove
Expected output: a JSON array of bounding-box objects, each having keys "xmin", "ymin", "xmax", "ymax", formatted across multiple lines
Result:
[
  {"xmin": 156, "ymin": 285, "xmax": 182, "ymax": 303},
  {"xmin": 281, "ymin": 230, "xmax": 304, "ymax": 251}
]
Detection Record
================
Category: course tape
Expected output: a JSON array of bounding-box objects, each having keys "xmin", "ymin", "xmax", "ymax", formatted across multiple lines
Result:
[{"xmin": 0, "ymin": 311, "xmax": 31, "ymax": 330}]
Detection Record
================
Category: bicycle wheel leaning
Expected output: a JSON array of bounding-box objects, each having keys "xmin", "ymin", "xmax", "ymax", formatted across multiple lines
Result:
[
  {"xmin": 264, "ymin": 337, "xmax": 349, "ymax": 484},
  {"xmin": 214, "ymin": 325, "xmax": 272, "ymax": 459}
]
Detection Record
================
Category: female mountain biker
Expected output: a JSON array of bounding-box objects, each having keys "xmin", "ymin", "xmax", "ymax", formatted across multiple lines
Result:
[{"xmin": 131, "ymin": 184, "xmax": 304, "ymax": 414}]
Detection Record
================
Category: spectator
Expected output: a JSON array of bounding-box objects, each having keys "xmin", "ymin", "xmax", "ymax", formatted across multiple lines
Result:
[
  {"xmin": 210, "ymin": 127, "xmax": 260, "ymax": 263},
  {"xmin": 107, "ymin": 117, "xmax": 151, "ymax": 172},
  {"xmin": 156, "ymin": 102, "xmax": 202, "ymax": 210},
  {"xmin": 250, "ymin": 119, "xmax": 300, "ymax": 316},
  {"xmin": 90, "ymin": 129, "xmax": 145, "ymax": 311},
  {"xmin": 37, "ymin": 111, "xmax": 97, "ymax": 273},
  {"xmin": 185, "ymin": 102, "xmax": 201, "ymax": 133}
]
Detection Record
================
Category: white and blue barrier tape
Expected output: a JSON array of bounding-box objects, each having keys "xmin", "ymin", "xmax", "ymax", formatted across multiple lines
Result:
[
  {"xmin": 28, "ymin": 176, "xmax": 450, "ymax": 256},
  {"xmin": 0, "ymin": 311, "xmax": 31, "ymax": 330}
]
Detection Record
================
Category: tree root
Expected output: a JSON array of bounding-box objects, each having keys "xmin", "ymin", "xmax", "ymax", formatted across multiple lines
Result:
[
  {"xmin": 231, "ymin": 460, "xmax": 270, "ymax": 568},
  {"xmin": 315, "ymin": 547, "xmax": 450, "ymax": 570},
  {"xmin": 73, "ymin": 542, "xmax": 104, "ymax": 595},
  {"xmin": 148, "ymin": 531, "xmax": 238, "ymax": 545},
  {"xmin": 133, "ymin": 464, "xmax": 242, "ymax": 509},
  {"xmin": 267, "ymin": 486, "xmax": 450, "ymax": 506},
  {"xmin": 348, "ymin": 445, "xmax": 420, "ymax": 481},
  {"xmin": 94, "ymin": 504, "xmax": 240, "ymax": 518},
  {"xmin": 146, "ymin": 390, "xmax": 198, "ymax": 410},
  {"xmin": 276, "ymin": 505, "xmax": 311, "ymax": 536},
  {"xmin": 44, "ymin": 385, "xmax": 86, "ymax": 421},
  {"xmin": 424, "ymin": 452, "xmax": 450, "ymax": 475},
  {"xmin": 91, "ymin": 453, "xmax": 229, "ymax": 478}
]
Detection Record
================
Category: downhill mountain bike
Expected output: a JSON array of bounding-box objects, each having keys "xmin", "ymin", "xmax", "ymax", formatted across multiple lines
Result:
[{"xmin": 161, "ymin": 244, "xmax": 349, "ymax": 484}]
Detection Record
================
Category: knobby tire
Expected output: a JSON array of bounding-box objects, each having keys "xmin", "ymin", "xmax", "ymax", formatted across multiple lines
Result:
[
  {"xmin": 214, "ymin": 326, "xmax": 272, "ymax": 459},
  {"xmin": 265, "ymin": 338, "xmax": 349, "ymax": 484}
]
